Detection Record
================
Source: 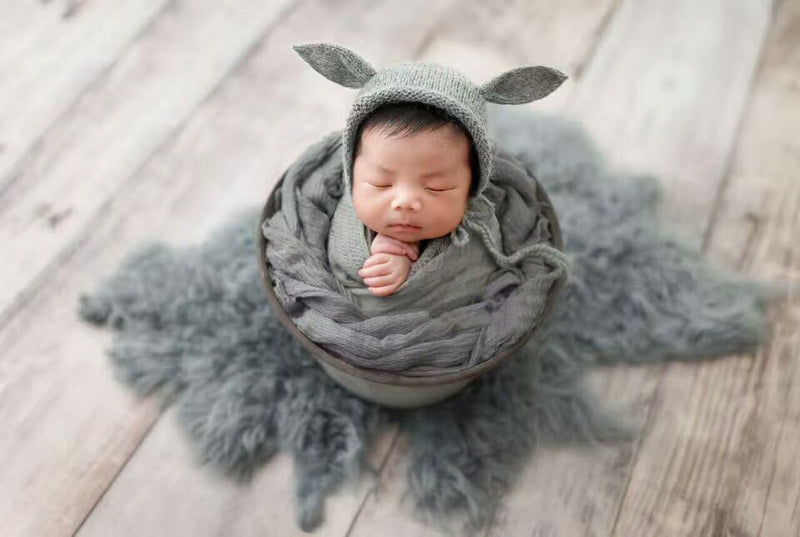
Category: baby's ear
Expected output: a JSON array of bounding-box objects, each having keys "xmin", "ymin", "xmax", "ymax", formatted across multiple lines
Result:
[
  {"xmin": 292, "ymin": 42, "xmax": 376, "ymax": 89},
  {"xmin": 479, "ymin": 66, "xmax": 568, "ymax": 104}
]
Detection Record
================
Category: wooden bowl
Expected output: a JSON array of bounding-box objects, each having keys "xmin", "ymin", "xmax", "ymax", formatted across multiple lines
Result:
[{"xmin": 257, "ymin": 168, "xmax": 567, "ymax": 408}]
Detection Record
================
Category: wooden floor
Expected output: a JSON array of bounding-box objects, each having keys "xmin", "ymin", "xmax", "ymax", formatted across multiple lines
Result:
[{"xmin": 1, "ymin": 0, "xmax": 797, "ymax": 535}]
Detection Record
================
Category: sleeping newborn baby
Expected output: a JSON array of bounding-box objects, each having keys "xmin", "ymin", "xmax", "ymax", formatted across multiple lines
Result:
[
  {"xmin": 324, "ymin": 99, "xmax": 500, "ymax": 318},
  {"xmin": 261, "ymin": 42, "xmax": 569, "ymax": 372},
  {"xmin": 291, "ymin": 42, "xmax": 568, "ymax": 319},
  {"xmin": 352, "ymin": 102, "xmax": 477, "ymax": 297}
]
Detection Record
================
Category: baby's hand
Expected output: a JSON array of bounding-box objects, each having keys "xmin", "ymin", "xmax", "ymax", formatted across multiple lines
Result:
[
  {"xmin": 358, "ymin": 253, "xmax": 412, "ymax": 297},
  {"xmin": 370, "ymin": 232, "xmax": 419, "ymax": 261}
]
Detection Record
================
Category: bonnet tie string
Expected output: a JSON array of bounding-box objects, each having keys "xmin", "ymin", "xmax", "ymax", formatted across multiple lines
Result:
[{"xmin": 449, "ymin": 193, "xmax": 571, "ymax": 272}]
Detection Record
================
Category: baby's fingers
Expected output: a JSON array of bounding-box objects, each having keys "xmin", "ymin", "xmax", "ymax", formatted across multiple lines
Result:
[
  {"xmin": 405, "ymin": 244, "xmax": 419, "ymax": 260},
  {"xmin": 373, "ymin": 245, "xmax": 408, "ymax": 258},
  {"xmin": 359, "ymin": 261, "xmax": 390, "ymax": 278},
  {"xmin": 363, "ymin": 274, "xmax": 396, "ymax": 287},
  {"xmin": 376, "ymin": 242, "xmax": 418, "ymax": 260},
  {"xmin": 361, "ymin": 254, "xmax": 389, "ymax": 269}
]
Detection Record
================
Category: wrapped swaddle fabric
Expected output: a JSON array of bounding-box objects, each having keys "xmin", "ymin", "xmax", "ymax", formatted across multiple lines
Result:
[
  {"xmin": 261, "ymin": 130, "xmax": 569, "ymax": 376},
  {"xmin": 260, "ymin": 42, "xmax": 570, "ymax": 376}
]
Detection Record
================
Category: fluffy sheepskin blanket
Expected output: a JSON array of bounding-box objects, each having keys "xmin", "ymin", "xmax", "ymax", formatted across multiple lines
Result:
[{"xmin": 78, "ymin": 106, "xmax": 781, "ymax": 536}]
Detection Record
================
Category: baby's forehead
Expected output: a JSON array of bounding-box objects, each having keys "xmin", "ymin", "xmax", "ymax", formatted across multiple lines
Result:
[
  {"xmin": 361, "ymin": 121, "xmax": 467, "ymax": 140},
  {"xmin": 354, "ymin": 123, "xmax": 474, "ymax": 184},
  {"xmin": 358, "ymin": 126, "xmax": 471, "ymax": 156}
]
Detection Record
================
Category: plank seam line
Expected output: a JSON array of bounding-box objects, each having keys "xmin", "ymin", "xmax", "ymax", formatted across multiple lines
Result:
[
  {"xmin": 757, "ymin": 305, "xmax": 799, "ymax": 536},
  {"xmin": 701, "ymin": 2, "xmax": 778, "ymax": 254},
  {"xmin": 70, "ymin": 403, "xmax": 162, "ymax": 535},
  {"xmin": 756, "ymin": 378, "xmax": 791, "ymax": 537},
  {"xmin": 607, "ymin": 365, "xmax": 666, "ymax": 537},
  {"xmin": 572, "ymin": 0, "xmax": 624, "ymax": 80},
  {"xmin": 343, "ymin": 426, "xmax": 402, "ymax": 537}
]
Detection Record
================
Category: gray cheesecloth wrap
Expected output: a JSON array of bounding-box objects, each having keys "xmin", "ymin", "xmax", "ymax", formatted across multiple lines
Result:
[
  {"xmin": 75, "ymin": 44, "xmax": 786, "ymax": 537},
  {"xmin": 261, "ymin": 132, "xmax": 567, "ymax": 375},
  {"xmin": 260, "ymin": 43, "xmax": 571, "ymax": 374}
]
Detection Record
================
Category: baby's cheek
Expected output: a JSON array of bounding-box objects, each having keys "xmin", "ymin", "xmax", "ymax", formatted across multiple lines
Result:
[
  {"xmin": 442, "ymin": 200, "xmax": 467, "ymax": 225},
  {"xmin": 352, "ymin": 189, "xmax": 378, "ymax": 223}
]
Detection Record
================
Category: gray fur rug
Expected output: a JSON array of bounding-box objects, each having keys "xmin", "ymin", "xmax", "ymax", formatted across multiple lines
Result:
[{"xmin": 78, "ymin": 107, "xmax": 779, "ymax": 536}]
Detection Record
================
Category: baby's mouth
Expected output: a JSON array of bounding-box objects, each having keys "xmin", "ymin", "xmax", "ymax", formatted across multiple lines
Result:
[{"xmin": 389, "ymin": 223, "xmax": 422, "ymax": 231}]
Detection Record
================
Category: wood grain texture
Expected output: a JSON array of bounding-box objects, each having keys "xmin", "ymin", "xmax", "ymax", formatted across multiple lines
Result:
[
  {"xmin": 0, "ymin": 0, "xmax": 169, "ymax": 188},
  {"xmin": 565, "ymin": 0, "xmax": 772, "ymax": 248},
  {"xmin": 612, "ymin": 1, "xmax": 799, "ymax": 534},
  {"xmin": 75, "ymin": 408, "xmax": 400, "ymax": 537},
  {"xmin": 0, "ymin": 0, "xmax": 457, "ymax": 535},
  {"xmin": 0, "ymin": 0, "xmax": 298, "ymax": 327}
]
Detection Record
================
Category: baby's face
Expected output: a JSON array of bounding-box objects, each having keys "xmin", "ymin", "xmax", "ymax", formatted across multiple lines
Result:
[{"xmin": 352, "ymin": 124, "xmax": 472, "ymax": 242}]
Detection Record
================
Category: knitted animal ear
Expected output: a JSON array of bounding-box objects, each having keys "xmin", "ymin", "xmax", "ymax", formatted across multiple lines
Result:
[
  {"xmin": 292, "ymin": 42, "xmax": 377, "ymax": 89},
  {"xmin": 479, "ymin": 66, "xmax": 568, "ymax": 104}
]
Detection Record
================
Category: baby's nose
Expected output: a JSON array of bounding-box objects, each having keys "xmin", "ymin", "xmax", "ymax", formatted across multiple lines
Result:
[
  {"xmin": 392, "ymin": 198, "xmax": 421, "ymax": 211},
  {"xmin": 391, "ymin": 191, "xmax": 422, "ymax": 211}
]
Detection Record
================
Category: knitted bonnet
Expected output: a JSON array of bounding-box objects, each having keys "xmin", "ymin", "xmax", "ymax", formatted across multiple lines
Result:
[{"xmin": 292, "ymin": 42, "xmax": 568, "ymax": 248}]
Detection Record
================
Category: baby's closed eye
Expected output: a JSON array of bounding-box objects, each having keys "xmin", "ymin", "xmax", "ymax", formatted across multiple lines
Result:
[{"xmin": 366, "ymin": 181, "xmax": 456, "ymax": 193}]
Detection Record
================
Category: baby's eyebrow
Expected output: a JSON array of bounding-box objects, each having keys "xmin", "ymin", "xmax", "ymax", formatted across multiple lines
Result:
[
  {"xmin": 370, "ymin": 162, "xmax": 450, "ymax": 179},
  {"xmin": 371, "ymin": 164, "xmax": 449, "ymax": 178}
]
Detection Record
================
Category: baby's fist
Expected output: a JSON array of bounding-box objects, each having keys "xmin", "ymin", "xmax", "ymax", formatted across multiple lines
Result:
[
  {"xmin": 358, "ymin": 253, "xmax": 412, "ymax": 297},
  {"xmin": 370, "ymin": 233, "xmax": 419, "ymax": 261}
]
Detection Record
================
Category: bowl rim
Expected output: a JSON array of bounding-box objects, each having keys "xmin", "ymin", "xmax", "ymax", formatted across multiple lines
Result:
[{"xmin": 257, "ymin": 165, "xmax": 568, "ymax": 387}]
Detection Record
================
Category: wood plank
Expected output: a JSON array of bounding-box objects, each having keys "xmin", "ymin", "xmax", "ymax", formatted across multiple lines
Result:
[
  {"xmin": 0, "ymin": 0, "xmax": 456, "ymax": 535},
  {"xmin": 75, "ymin": 408, "xmax": 400, "ymax": 537},
  {"xmin": 347, "ymin": 0, "xmax": 774, "ymax": 535},
  {"xmin": 0, "ymin": 0, "xmax": 297, "ymax": 325},
  {"xmin": 0, "ymin": 344, "xmax": 163, "ymax": 537},
  {"xmin": 611, "ymin": 0, "xmax": 800, "ymax": 534},
  {"xmin": 565, "ymin": 0, "xmax": 771, "ymax": 248},
  {"xmin": 0, "ymin": 0, "xmax": 170, "ymax": 188},
  {"xmin": 408, "ymin": 0, "xmax": 623, "ymax": 115},
  {"xmin": 702, "ymin": 0, "xmax": 800, "ymax": 269}
]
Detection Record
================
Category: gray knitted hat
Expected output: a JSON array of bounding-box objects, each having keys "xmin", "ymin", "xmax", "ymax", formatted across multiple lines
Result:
[{"xmin": 293, "ymin": 42, "xmax": 567, "ymax": 246}]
